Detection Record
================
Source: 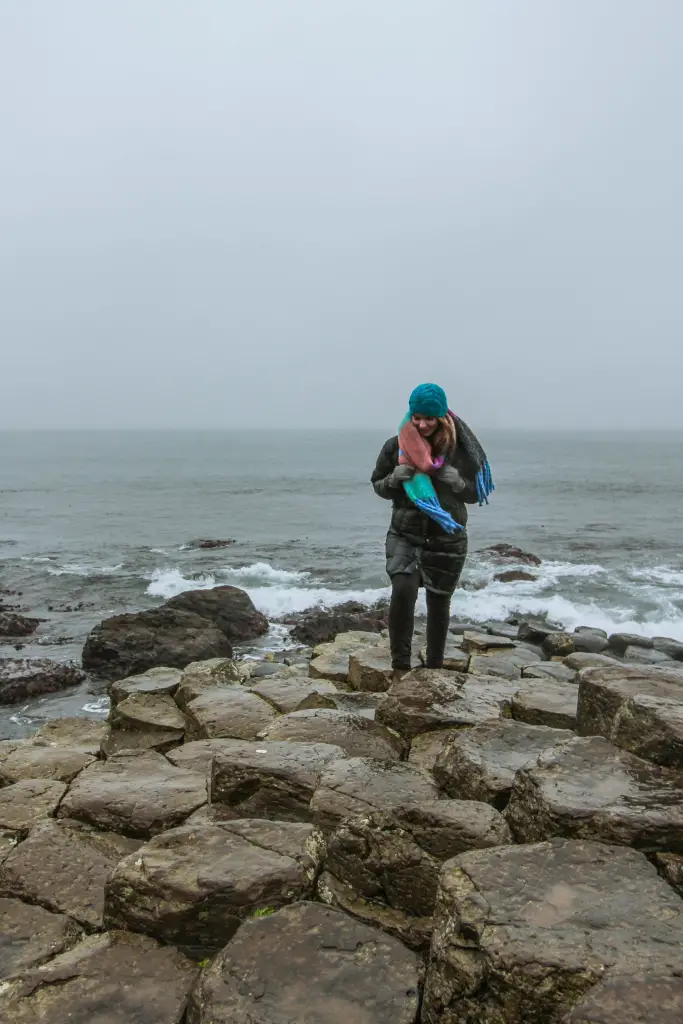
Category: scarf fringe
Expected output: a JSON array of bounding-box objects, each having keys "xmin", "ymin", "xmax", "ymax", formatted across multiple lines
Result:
[{"xmin": 476, "ymin": 460, "xmax": 495, "ymax": 505}]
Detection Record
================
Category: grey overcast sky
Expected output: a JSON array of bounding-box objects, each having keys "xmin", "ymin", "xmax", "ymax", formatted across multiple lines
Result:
[{"xmin": 1, "ymin": 1, "xmax": 681, "ymax": 430}]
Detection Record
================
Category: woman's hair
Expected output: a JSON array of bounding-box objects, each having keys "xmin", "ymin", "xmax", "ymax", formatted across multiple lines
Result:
[{"xmin": 432, "ymin": 414, "xmax": 456, "ymax": 456}]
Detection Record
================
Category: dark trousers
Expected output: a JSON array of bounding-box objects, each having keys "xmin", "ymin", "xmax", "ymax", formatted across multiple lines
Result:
[{"xmin": 389, "ymin": 570, "xmax": 451, "ymax": 670}]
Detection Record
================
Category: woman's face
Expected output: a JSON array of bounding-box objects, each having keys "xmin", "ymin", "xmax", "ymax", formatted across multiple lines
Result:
[{"xmin": 411, "ymin": 414, "xmax": 438, "ymax": 437}]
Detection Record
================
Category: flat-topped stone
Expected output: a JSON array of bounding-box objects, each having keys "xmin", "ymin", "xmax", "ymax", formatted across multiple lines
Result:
[
  {"xmin": 563, "ymin": 971, "xmax": 683, "ymax": 1024},
  {"xmin": 468, "ymin": 648, "xmax": 542, "ymax": 680},
  {"xmin": 104, "ymin": 692, "xmax": 186, "ymax": 755},
  {"xmin": 422, "ymin": 839, "xmax": 683, "ymax": 1024},
  {"xmin": 248, "ymin": 676, "xmax": 337, "ymax": 712},
  {"xmin": 0, "ymin": 930, "xmax": 197, "ymax": 1024},
  {"xmin": 543, "ymin": 632, "xmax": 576, "ymax": 658},
  {"xmin": 0, "ymin": 818, "xmax": 141, "ymax": 928},
  {"xmin": 522, "ymin": 661, "xmax": 577, "ymax": 683},
  {"xmin": 435, "ymin": 720, "xmax": 573, "ymax": 809},
  {"xmin": 376, "ymin": 670, "xmax": 502, "ymax": 741},
  {"xmin": 512, "ymin": 677, "xmax": 578, "ymax": 729},
  {"xmin": 564, "ymin": 651, "xmax": 621, "ymax": 671},
  {"xmin": 260, "ymin": 707, "xmax": 403, "ymax": 760},
  {"xmin": 571, "ymin": 630, "xmax": 609, "ymax": 654},
  {"xmin": 624, "ymin": 645, "xmax": 674, "ymax": 666},
  {"xmin": 0, "ymin": 778, "xmax": 67, "ymax": 835},
  {"xmin": 320, "ymin": 800, "xmax": 511, "ymax": 949},
  {"xmin": 187, "ymin": 901, "xmax": 419, "ymax": 1024},
  {"xmin": 310, "ymin": 756, "xmax": 440, "ymax": 832},
  {"xmin": 418, "ymin": 641, "xmax": 470, "ymax": 672},
  {"xmin": 210, "ymin": 739, "xmax": 347, "ymax": 822},
  {"xmin": 312, "ymin": 631, "xmax": 381, "ymax": 657},
  {"xmin": 517, "ymin": 619, "xmax": 563, "ymax": 642},
  {"xmin": 185, "ymin": 687, "xmax": 277, "ymax": 741},
  {"xmin": 348, "ymin": 646, "xmax": 394, "ymax": 691},
  {"xmin": 462, "ymin": 631, "xmax": 516, "ymax": 653},
  {"xmin": 0, "ymin": 741, "xmax": 96, "ymax": 784},
  {"xmin": 105, "ymin": 819, "xmax": 323, "ymax": 956},
  {"xmin": 608, "ymin": 632, "xmax": 654, "ymax": 655},
  {"xmin": 173, "ymin": 658, "xmax": 242, "ymax": 711},
  {"xmin": 505, "ymin": 734, "xmax": 683, "ymax": 851},
  {"xmin": 577, "ymin": 664, "xmax": 683, "ymax": 738},
  {"xmin": 31, "ymin": 717, "xmax": 107, "ymax": 754},
  {"xmin": 610, "ymin": 693, "xmax": 683, "ymax": 767},
  {"xmin": 109, "ymin": 666, "xmax": 182, "ymax": 707},
  {"xmin": 0, "ymin": 899, "xmax": 80, "ymax": 981},
  {"xmin": 58, "ymin": 750, "xmax": 206, "ymax": 838},
  {"xmin": 308, "ymin": 651, "xmax": 351, "ymax": 683}
]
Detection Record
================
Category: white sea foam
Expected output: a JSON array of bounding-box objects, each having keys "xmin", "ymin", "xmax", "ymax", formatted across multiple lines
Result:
[
  {"xmin": 48, "ymin": 562, "xmax": 123, "ymax": 577},
  {"xmin": 144, "ymin": 559, "xmax": 683, "ymax": 641}
]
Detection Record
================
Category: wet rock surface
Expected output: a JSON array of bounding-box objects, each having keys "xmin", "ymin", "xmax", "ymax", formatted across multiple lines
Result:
[
  {"xmin": 261, "ymin": 707, "xmax": 403, "ymax": 760},
  {"xmin": 0, "ymin": 818, "xmax": 141, "ymax": 928},
  {"xmin": 0, "ymin": 778, "xmax": 67, "ymax": 834},
  {"xmin": 0, "ymin": 898, "xmax": 81, "ymax": 980},
  {"xmin": 0, "ymin": 738, "xmax": 96, "ymax": 784},
  {"xmin": 109, "ymin": 666, "xmax": 182, "ymax": 706},
  {"xmin": 511, "ymin": 676, "xmax": 578, "ymax": 729},
  {"xmin": 610, "ymin": 693, "xmax": 683, "ymax": 767},
  {"xmin": 0, "ymin": 930, "xmax": 197, "ymax": 1023},
  {"xmin": 505, "ymin": 734, "xmax": 683, "ymax": 850},
  {"xmin": 563, "ymin": 971, "xmax": 683, "ymax": 1024},
  {"xmin": 348, "ymin": 646, "xmax": 394, "ymax": 691},
  {"xmin": 186, "ymin": 901, "xmax": 420, "ymax": 1024},
  {"xmin": 376, "ymin": 670, "xmax": 502, "ymax": 740},
  {"xmin": 82, "ymin": 607, "xmax": 233, "ymax": 680},
  {"xmin": 106, "ymin": 691, "xmax": 186, "ymax": 755},
  {"xmin": 210, "ymin": 739, "xmax": 346, "ymax": 822},
  {"xmin": 577, "ymin": 664, "xmax": 683, "ymax": 738},
  {"xmin": 422, "ymin": 838, "xmax": 683, "ymax": 1024},
  {"xmin": 434, "ymin": 720, "xmax": 573, "ymax": 808},
  {"xmin": 0, "ymin": 658, "xmax": 85, "ymax": 705},
  {"xmin": 185, "ymin": 687, "xmax": 277, "ymax": 741},
  {"xmin": 310, "ymin": 756, "xmax": 440, "ymax": 832},
  {"xmin": 320, "ymin": 800, "xmax": 511, "ymax": 949},
  {"xmin": 248, "ymin": 675, "xmax": 338, "ymax": 713},
  {"xmin": 105, "ymin": 819, "xmax": 322, "ymax": 955},
  {"xmin": 59, "ymin": 750, "xmax": 206, "ymax": 838},
  {"xmin": 165, "ymin": 585, "xmax": 268, "ymax": 642},
  {"xmin": 173, "ymin": 658, "xmax": 242, "ymax": 710}
]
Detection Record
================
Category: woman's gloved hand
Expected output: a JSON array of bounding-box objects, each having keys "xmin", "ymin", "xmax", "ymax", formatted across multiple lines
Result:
[
  {"xmin": 388, "ymin": 464, "xmax": 415, "ymax": 486},
  {"xmin": 436, "ymin": 464, "xmax": 467, "ymax": 491}
]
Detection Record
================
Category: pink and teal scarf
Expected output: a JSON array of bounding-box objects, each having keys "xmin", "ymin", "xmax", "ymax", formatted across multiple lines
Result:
[{"xmin": 398, "ymin": 411, "xmax": 494, "ymax": 534}]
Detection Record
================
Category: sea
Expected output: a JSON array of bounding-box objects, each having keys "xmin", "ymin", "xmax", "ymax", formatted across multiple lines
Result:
[{"xmin": 2, "ymin": 428, "xmax": 683, "ymax": 736}]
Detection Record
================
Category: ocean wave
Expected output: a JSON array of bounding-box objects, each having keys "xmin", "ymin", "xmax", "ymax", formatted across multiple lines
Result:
[
  {"xmin": 222, "ymin": 562, "xmax": 312, "ymax": 585},
  {"xmin": 47, "ymin": 562, "xmax": 124, "ymax": 577},
  {"xmin": 146, "ymin": 568, "xmax": 217, "ymax": 598}
]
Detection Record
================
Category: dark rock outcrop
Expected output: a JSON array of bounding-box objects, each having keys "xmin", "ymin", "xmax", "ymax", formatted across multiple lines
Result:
[
  {"xmin": 0, "ymin": 612, "xmax": 41, "ymax": 637},
  {"xmin": 82, "ymin": 607, "xmax": 233, "ymax": 680},
  {"xmin": 479, "ymin": 543, "xmax": 542, "ymax": 566},
  {"xmin": 166, "ymin": 585, "xmax": 268, "ymax": 642},
  {"xmin": 493, "ymin": 569, "xmax": 538, "ymax": 583},
  {"xmin": 0, "ymin": 658, "xmax": 85, "ymax": 705},
  {"xmin": 289, "ymin": 601, "xmax": 388, "ymax": 646}
]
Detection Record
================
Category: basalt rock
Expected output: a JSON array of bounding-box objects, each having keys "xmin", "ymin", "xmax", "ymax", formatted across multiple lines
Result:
[
  {"xmin": 576, "ymin": 664, "xmax": 683, "ymax": 738},
  {"xmin": 0, "ymin": 658, "xmax": 85, "ymax": 705},
  {"xmin": 82, "ymin": 607, "xmax": 233, "ymax": 680},
  {"xmin": 290, "ymin": 602, "xmax": 388, "ymax": 645},
  {"xmin": 261, "ymin": 708, "xmax": 404, "ymax": 761},
  {"xmin": 165, "ymin": 585, "xmax": 268, "ymax": 642},
  {"xmin": 0, "ymin": 899, "xmax": 81, "ymax": 980}
]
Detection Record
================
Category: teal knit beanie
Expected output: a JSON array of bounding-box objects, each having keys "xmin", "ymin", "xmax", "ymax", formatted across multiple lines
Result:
[{"xmin": 408, "ymin": 383, "xmax": 448, "ymax": 418}]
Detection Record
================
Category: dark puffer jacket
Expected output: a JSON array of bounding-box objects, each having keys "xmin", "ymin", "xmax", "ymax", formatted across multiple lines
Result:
[{"xmin": 371, "ymin": 436, "xmax": 478, "ymax": 595}]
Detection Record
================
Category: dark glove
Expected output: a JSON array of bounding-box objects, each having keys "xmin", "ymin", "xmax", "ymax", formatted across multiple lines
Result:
[
  {"xmin": 388, "ymin": 464, "xmax": 415, "ymax": 486},
  {"xmin": 436, "ymin": 464, "xmax": 467, "ymax": 491}
]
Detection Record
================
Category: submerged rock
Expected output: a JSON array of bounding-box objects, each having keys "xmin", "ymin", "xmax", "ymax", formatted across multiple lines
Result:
[
  {"xmin": 290, "ymin": 602, "xmax": 388, "ymax": 645},
  {"xmin": 186, "ymin": 901, "xmax": 419, "ymax": 1024},
  {"xmin": 0, "ymin": 612, "xmax": 41, "ymax": 638}
]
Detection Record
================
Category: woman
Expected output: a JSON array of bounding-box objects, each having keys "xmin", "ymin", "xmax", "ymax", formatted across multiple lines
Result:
[{"xmin": 371, "ymin": 383, "xmax": 493, "ymax": 675}]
